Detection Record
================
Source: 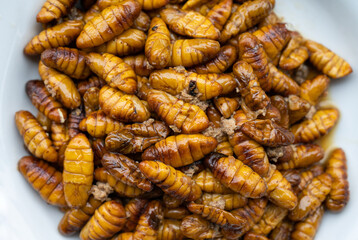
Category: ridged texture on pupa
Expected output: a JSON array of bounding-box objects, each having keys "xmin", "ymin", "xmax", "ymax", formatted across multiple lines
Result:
[
  {"xmin": 123, "ymin": 198, "xmax": 149, "ymax": 232},
  {"xmin": 157, "ymin": 219, "xmax": 183, "ymax": 240},
  {"xmin": 193, "ymin": 169, "xmax": 234, "ymax": 194},
  {"xmin": 291, "ymin": 206, "xmax": 324, "ymax": 240},
  {"xmin": 123, "ymin": 54, "xmax": 155, "ymax": 76},
  {"xmin": 36, "ymin": 0, "xmax": 77, "ymax": 23},
  {"xmin": 180, "ymin": 215, "xmax": 222, "ymax": 239},
  {"xmin": 300, "ymin": 75, "xmax": 330, "ymax": 105},
  {"xmin": 206, "ymin": 0, "xmax": 232, "ymax": 31},
  {"xmin": 279, "ymin": 32, "xmax": 309, "ymax": 70}
]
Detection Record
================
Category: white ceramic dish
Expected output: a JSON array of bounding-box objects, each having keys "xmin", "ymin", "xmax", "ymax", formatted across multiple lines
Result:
[{"xmin": 0, "ymin": 0, "xmax": 357, "ymax": 239}]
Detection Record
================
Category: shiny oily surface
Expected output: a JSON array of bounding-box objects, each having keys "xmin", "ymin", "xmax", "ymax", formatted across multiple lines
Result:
[{"xmin": 0, "ymin": 1, "xmax": 358, "ymax": 240}]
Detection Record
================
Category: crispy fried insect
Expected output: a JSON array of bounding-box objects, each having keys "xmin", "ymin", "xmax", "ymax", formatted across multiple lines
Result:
[
  {"xmin": 187, "ymin": 202, "xmax": 246, "ymax": 229},
  {"xmin": 147, "ymin": 90, "xmax": 209, "ymax": 133},
  {"xmin": 133, "ymin": 200, "xmax": 164, "ymax": 240},
  {"xmin": 281, "ymin": 169, "xmax": 301, "ymax": 188},
  {"xmin": 41, "ymin": 47, "xmax": 91, "ymax": 79},
  {"xmin": 216, "ymin": 141, "xmax": 234, "ymax": 156},
  {"xmin": 269, "ymin": 63, "xmax": 301, "ymax": 96},
  {"xmin": 164, "ymin": 207, "xmax": 189, "ymax": 219},
  {"xmin": 270, "ymin": 95, "xmax": 289, "ymax": 128},
  {"xmin": 78, "ymin": 76, "xmax": 106, "ymax": 96},
  {"xmin": 205, "ymin": 0, "xmax": 232, "ymax": 31},
  {"xmin": 241, "ymin": 119, "xmax": 294, "ymax": 147},
  {"xmin": 287, "ymin": 95, "xmax": 311, "ymax": 125},
  {"xmin": 196, "ymin": 193, "xmax": 247, "ymax": 210},
  {"xmin": 123, "ymin": 54, "xmax": 154, "ymax": 77},
  {"xmin": 83, "ymin": 87, "xmax": 100, "ymax": 116},
  {"xmin": 105, "ymin": 130, "xmax": 161, "ymax": 154},
  {"xmin": 263, "ymin": 165, "xmax": 297, "ymax": 210},
  {"xmin": 291, "ymin": 206, "xmax": 324, "ymax": 240},
  {"xmin": 300, "ymin": 75, "xmax": 330, "ymax": 105},
  {"xmin": 15, "ymin": 111, "xmax": 58, "ymax": 162},
  {"xmin": 138, "ymin": 0, "xmax": 169, "ymax": 10},
  {"xmin": 290, "ymin": 108, "xmax": 339, "ymax": 143},
  {"xmin": 123, "ymin": 120, "xmax": 170, "ymax": 138},
  {"xmin": 58, "ymin": 196, "xmax": 102, "ymax": 236},
  {"xmin": 133, "ymin": 11, "xmax": 150, "ymax": 31},
  {"xmin": 99, "ymin": 85, "xmax": 150, "ymax": 122},
  {"xmin": 51, "ymin": 122, "xmax": 70, "ymax": 150},
  {"xmin": 37, "ymin": 111, "xmax": 52, "ymax": 132},
  {"xmin": 18, "ymin": 156, "xmax": 66, "ymax": 206},
  {"xmin": 270, "ymin": 219, "xmax": 294, "ymax": 240},
  {"xmin": 149, "ymin": 69, "xmax": 224, "ymax": 100},
  {"xmin": 112, "ymin": 232, "xmax": 135, "ymax": 240},
  {"xmin": 214, "ymin": 97, "xmax": 240, "ymax": 118},
  {"xmin": 158, "ymin": 219, "xmax": 183, "ymax": 240},
  {"xmin": 220, "ymin": 0, "xmax": 274, "ymax": 43},
  {"xmin": 258, "ymin": 11, "xmax": 280, "ymax": 27},
  {"xmin": 80, "ymin": 200, "xmax": 126, "ymax": 240},
  {"xmin": 222, "ymin": 198, "xmax": 268, "ymax": 239},
  {"xmin": 253, "ymin": 23, "xmax": 291, "ymax": 64},
  {"xmin": 325, "ymin": 148, "xmax": 349, "ymax": 211},
  {"xmin": 244, "ymin": 233, "xmax": 269, "ymax": 240},
  {"xmin": 306, "ymin": 40, "xmax": 352, "ymax": 78},
  {"xmin": 63, "ymin": 133, "xmax": 93, "ymax": 208},
  {"xmin": 169, "ymin": 39, "xmax": 221, "ymax": 67},
  {"xmin": 251, "ymin": 203, "xmax": 288, "ymax": 235},
  {"xmin": 94, "ymin": 168, "xmax": 145, "ymax": 197},
  {"xmin": 24, "ymin": 20, "xmax": 83, "ymax": 56},
  {"xmin": 36, "ymin": 0, "xmax": 77, "ymax": 23},
  {"xmin": 26, "ymin": 80, "xmax": 67, "ymax": 123},
  {"xmin": 180, "ymin": 215, "xmax": 221, "ymax": 239},
  {"xmin": 145, "ymin": 17, "xmax": 171, "ymax": 69},
  {"xmin": 233, "ymin": 61, "xmax": 270, "ymax": 112},
  {"xmin": 279, "ymin": 32, "xmax": 309, "ymax": 70},
  {"xmin": 190, "ymin": 45, "xmax": 237, "ymax": 74},
  {"xmin": 91, "ymin": 138, "xmax": 107, "ymax": 165},
  {"xmin": 139, "ymin": 161, "xmax": 202, "ymax": 201},
  {"xmin": 276, "ymin": 144, "xmax": 324, "ymax": 170},
  {"xmin": 182, "ymin": 0, "xmax": 211, "ymax": 10},
  {"xmin": 79, "ymin": 110, "xmax": 123, "ymax": 138},
  {"xmin": 101, "ymin": 152, "xmax": 153, "ymax": 191},
  {"xmin": 289, "ymin": 173, "xmax": 332, "ymax": 221},
  {"xmin": 123, "ymin": 198, "xmax": 149, "ymax": 232},
  {"xmin": 163, "ymin": 194, "xmax": 184, "ymax": 209},
  {"xmin": 67, "ymin": 108, "xmax": 85, "ymax": 138},
  {"xmin": 86, "ymin": 53, "xmax": 137, "ymax": 94},
  {"xmin": 142, "ymin": 134, "xmax": 217, "ymax": 168},
  {"xmin": 193, "ymin": 169, "xmax": 234, "ymax": 194},
  {"xmin": 77, "ymin": 0, "xmax": 141, "ymax": 48},
  {"xmin": 296, "ymin": 165, "xmax": 324, "ymax": 194},
  {"xmin": 204, "ymin": 153, "xmax": 267, "ymax": 198},
  {"xmin": 160, "ymin": 8, "xmax": 220, "ymax": 40}
]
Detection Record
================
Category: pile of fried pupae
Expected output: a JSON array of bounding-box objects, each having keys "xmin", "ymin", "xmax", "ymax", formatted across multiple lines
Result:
[{"xmin": 16, "ymin": 0, "xmax": 352, "ymax": 239}]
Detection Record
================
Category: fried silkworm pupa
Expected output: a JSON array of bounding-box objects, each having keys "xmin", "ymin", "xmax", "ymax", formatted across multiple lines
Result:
[
  {"xmin": 251, "ymin": 203, "xmax": 288, "ymax": 235},
  {"xmin": 290, "ymin": 108, "xmax": 339, "ymax": 143},
  {"xmin": 204, "ymin": 153, "xmax": 267, "ymax": 198},
  {"xmin": 196, "ymin": 193, "xmax": 248, "ymax": 210},
  {"xmin": 86, "ymin": 53, "xmax": 137, "ymax": 94},
  {"xmin": 41, "ymin": 47, "xmax": 91, "ymax": 79},
  {"xmin": 276, "ymin": 144, "xmax": 324, "ymax": 170},
  {"xmin": 158, "ymin": 219, "xmax": 183, "ymax": 240},
  {"xmin": 270, "ymin": 95, "xmax": 290, "ymax": 128},
  {"xmin": 160, "ymin": 8, "xmax": 220, "ymax": 40},
  {"xmin": 63, "ymin": 133, "xmax": 93, "ymax": 208},
  {"xmin": 258, "ymin": 11, "xmax": 281, "ymax": 27},
  {"xmin": 137, "ymin": 0, "xmax": 169, "ymax": 10},
  {"xmin": 180, "ymin": 215, "xmax": 222, "ymax": 239},
  {"xmin": 244, "ymin": 232, "xmax": 269, "ymax": 240},
  {"xmin": 142, "ymin": 134, "xmax": 217, "ymax": 168},
  {"xmin": 58, "ymin": 196, "xmax": 102, "ymax": 236},
  {"xmin": 270, "ymin": 219, "xmax": 294, "ymax": 240},
  {"xmin": 213, "ymin": 97, "xmax": 240, "ymax": 118},
  {"xmin": 189, "ymin": 45, "xmax": 237, "ymax": 74},
  {"xmin": 83, "ymin": 87, "xmax": 100, "ymax": 116},
  {"xmin": 51, "ymin": 122, "xmax": 70, "ymax": 150},
  {"xmin": 281, "ymin": 169, "xmax": 302, "ymax": 188},
  {"xmin": 101, "ymin": 152, "xmax": 153, "ymax": 191},
  {"xmin": 295, "ymin": 165, "xmax": 324, "ymax": 194},
  {"xmin": 36, "ymin": 0, "xmax": 77, "ymax": 23},
  {"xmin": 269, "ymin": 63, "xmax": 301, "ymax": 96},
  {"xmin": 239, "ymin": 32, "xmax": 272, "ymax": 92},
  {"xmin": 325, "ymin": 148, "xmax": 349, "ymax": 211},
  {"xmin": 139, "ymin": 161, "xmax": 202, "ymax": 201},
  {"xmin": 193, "ymin": 169, "xmax": 234, "ymax": 194},
  {"xmin": 221, "ymin": 198, "xmax": 268, "ymax": 239},
  {"xmin": 38, "ymin": 61, "xmax": 81, "ymax": 110},
  {"xmin": 123, "ymin": 120, "xmax": 170, "ymax": 138},
  {"xmin": 24, "ymin": 20, "xmax": 83, "ymax": 56},
  {"xmin": 67, "ymin": 108, "xmax": 85, "ymax": 139},
  {"xmin": 37, "ymin": 111, "xmax": 52, "ymax": 132},
  {"xmin": 78, "ymin": 76, "xmax": 106, "ymax": 96},
  {"xmin": 18, "ymin": 156, "xmax": 66, "ymax": 206},
  {"xmin": 123, "ymin": 198, "xmax": 149, "ymax": 232},
  {"xmin": 220, "ymin": 0, "xmax": 274, "ymax": 43},
  {"xmin": 91, "ymin": 29, "xmax": 146, "ymax": 57},
  {"xmin": 147, "ymin": 90, "xmax": 209, "ymax": 133},
  {"xmin": 216, "ymin": 141, "xmax": 234, "ymax": 156},
  {"xmin": 99, "ymin": 85, "xmax": 150, "ymax": 122},
  {"xmin": 112, "ymin": 232, "xmax": 134, "ymax": 240},
  {"xmin": 300, "ymin": 75, "xmax": 330, "ymax": 105},
  {"xmin": 123, "ymin": 54, "xmax": 155, "ymax": 77},
  {"xmin": 79, "ymin": 110, "xmax": 123, "ymax": 138},
  {"xmin": 289, "ymin": 173, "xmax": 332, "ymax": 221},
  {"xmin": 253, "ymin": 23, "xmax": 291, "ymax": 64},
  {"xmin": 164, "ymin": 207, "xmax": 190, "ymax": 219},
  {"xmin": 92, "ymin": 138, "xmax": 107, "ymax": 165},
  {"xmin": 241, "ymin": 119, "xmax": 295, "ymax": 147},
  {"xmin": 182, "ymin": 0, "xmax": 210, "ymax": 10},
  {"xmin": 15, "ymin": 111, "xmax": 58, "ymax": 162},
  {"xmin": 287, "ymin": 95, "xmax": 311, "ymax": 125},
  {"xmin": 306, "ymin": 40, "xmax": 352, "ymax": 78},
  {"xmin": 133, "ymin": 200, "xmax": 164, "ymax": 240},
  {"xmin": 133, "ymin": 11, "xmax": 150, "ymax": 31},
  {"xmin": 149, "ymin": 69, "xmax": 224, "ymax": 100},
  {"xmin": 80, "ymin": 200, "xmax": 126, "ymax": 240},
  {"xmin": 291, "ymin": 206, "xmax": 324, "ymax": 240},
  {"xmin": 26, "ymin": 80, "xmax": 67, "ymax": 123},
  {"xmin": 279, "ymin": 31, "xmax": 309, "ymax": 70},
  {"xmin": 169, "ymin": 39, "xmax": 220, "ymax": 67},
  {"xmin": 206, "ymin": 0, "xmax": 232, "ymax": 31},
  {"xmin": 145, "ymin": 17, "xmax": 171, "ymax": 69},
  {"xmin": 94, "ymin": 168, "xmax": 145, "ymax": 197},
  {"xmin": 163, "ymin": 194, "xmax": 184, "ymax": 209},
  {"xmin": 76, "ymin": 0, "xmax": 141, "ymax": 48}
]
